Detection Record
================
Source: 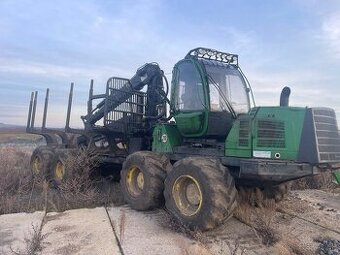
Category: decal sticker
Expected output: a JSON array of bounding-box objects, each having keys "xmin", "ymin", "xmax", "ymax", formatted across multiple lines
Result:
[
  {"xmin": 161, "ymin": 134, "xmax": 168, "ymax": 143},
  {"xmin": 253, "ymin": 150, "xmax": 271, "ymax": 158}
]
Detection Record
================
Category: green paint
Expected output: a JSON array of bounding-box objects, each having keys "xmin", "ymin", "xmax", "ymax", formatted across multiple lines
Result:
[
  {"xmin": 252, "ymin": 107, "xmax": 306, "ymax": 160},
  {"xmin": 225, "ymin": 116, "xmax": 252, "ymax": 158},
  {"xmin": 173, "ymin": 112, "xmax": 204, "ymax": 135},
  {"xmin": 152, "ymin": 124, "xmax": 182, "ymax": 153},
  {"xmin": 334, "ymin": 171, "xmax": 340, "ymax": 185},
  {"xmin": 170, "ymin": 58, "xmax": 209, "ymax": 137},
  {"xmin": 226, "ymin": 106, "xmax": 306, "ymax": 160}
]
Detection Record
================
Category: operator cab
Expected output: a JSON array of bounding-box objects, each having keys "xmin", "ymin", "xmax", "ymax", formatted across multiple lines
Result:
[{"xmin": 171, "ymin": 48, "xmax": 254, "ymax": 139}]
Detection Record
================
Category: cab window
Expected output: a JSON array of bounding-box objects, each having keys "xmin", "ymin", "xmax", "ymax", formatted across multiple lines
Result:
[
  {"xmin": 206, "ymin": 65, "xmax": 250, "ymax": 114},
  {"xmin": 174, "ymin": 62, "xmax": 205, "ymax": 111}
]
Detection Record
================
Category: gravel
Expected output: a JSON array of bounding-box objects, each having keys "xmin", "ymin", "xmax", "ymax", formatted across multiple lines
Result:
[{"xmin": 318, "ymin": 240, "xmax": 340, "ymax": 255}]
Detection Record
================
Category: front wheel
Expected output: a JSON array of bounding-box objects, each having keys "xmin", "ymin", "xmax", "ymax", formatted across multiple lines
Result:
[
  {"xmin": 164, "ymin": 157, "xmax": 237, "ymax": 231},
  {"xmin": 120, "ymin": 151, "xmax": 171, "ymax": 211}
]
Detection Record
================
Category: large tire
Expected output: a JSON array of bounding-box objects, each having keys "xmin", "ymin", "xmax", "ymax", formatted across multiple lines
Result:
[
  {"xmin": 164, "ymin": 157, "xmax": 237, "ymax": 231},
  {"xmin": 50, "ymin": 148, "xmax": 79, "ymax": 186},
  {"xmin": 120, "ymin": 151, "xmax": 171, "ymax": 211},
  {"xmin": 50, "ymin": 150, "xmax": 69, "ymax": 186},
  {"xmin": 30, "ymin": 146, "xmax": 55, "ymax": 180}
]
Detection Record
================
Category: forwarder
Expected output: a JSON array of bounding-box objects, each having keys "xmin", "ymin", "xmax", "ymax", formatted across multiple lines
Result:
[{"xmin": 27, "ymin": 48, "xmax": 340, "ymax": 230}]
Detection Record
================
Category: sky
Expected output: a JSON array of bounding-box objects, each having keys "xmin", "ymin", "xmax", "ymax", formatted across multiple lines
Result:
[{"xmin": 1, "ymin": 0, "xmax": 340, "ymax": 127}]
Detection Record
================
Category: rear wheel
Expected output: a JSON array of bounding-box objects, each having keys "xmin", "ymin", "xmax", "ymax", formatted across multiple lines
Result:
[
  {"xmin": 164, "ymin": 157, "xmax": 237, "ymax": 231},
  {"xmin": 51, "ymin": 149, "xmax": 72, "ymax": 186},
  {"xmin": 30, "ymin": 146, "xmax": 55, "ymax": 180},
  {"xmin": 120, "ymin": 151, "xmax": 171, "ymax": 210}
]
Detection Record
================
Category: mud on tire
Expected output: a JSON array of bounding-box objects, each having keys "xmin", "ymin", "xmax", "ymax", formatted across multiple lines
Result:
[
  {"xmin": 120, "ymin": 151, "xmax": 171, "ymax": 211},
  {"xmin": 164, "ymin": 157, "xmax": 237, "ymax": 231}
]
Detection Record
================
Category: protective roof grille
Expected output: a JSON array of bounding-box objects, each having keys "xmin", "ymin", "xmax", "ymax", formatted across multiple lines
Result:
[
  {"xmin": 104, "ymin": 77, "xmax": 146, "ymax": 134},
  {"xmin": 186, "ymin": 48, "xmax": 238, "ymax": 65}
]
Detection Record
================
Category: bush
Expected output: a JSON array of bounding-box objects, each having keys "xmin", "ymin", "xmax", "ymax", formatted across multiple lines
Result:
[{"xmin": 0, "ymin": 146, "xmax": 124, "ymax": 215}]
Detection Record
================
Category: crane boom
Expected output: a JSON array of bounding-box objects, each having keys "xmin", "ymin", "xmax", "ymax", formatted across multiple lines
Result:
[{"xmin": 82, "ymin": 63, "xmax": 165, "ymax": 126}]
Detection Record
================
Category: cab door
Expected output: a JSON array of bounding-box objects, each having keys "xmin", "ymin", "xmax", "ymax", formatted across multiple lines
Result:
[{"xmin": 171, "ymin": 59, "xmax": 208, "ymax": 137}]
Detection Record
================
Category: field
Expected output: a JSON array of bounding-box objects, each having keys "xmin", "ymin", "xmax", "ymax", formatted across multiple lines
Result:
[
  {"xmin": 0, "ymin": 132, "xmax": 340, "ymax": 255},
  {"xmin": 0, "ymin": 130, "xmax": 41, "ymax": 143},
  {"xmin": 0, "ymin": 132, "xmax": 124, "ymax": 215}
]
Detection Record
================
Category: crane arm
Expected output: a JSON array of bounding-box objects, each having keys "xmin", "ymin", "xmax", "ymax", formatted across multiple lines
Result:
[{"xmin": 82, "ymin": 63, "xmax": 165, "ymax": 126}]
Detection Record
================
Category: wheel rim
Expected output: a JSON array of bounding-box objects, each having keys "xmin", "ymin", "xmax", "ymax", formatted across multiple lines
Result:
[
  {"xmin": 126, "ymin": 166, "xmax": 144, "ymax": 197},
  {"xmin": 172, "ymin": 175, "xmax": 203, "ymax": 217},
  {"xmin": 32, "ymin": 156, "xmax": 41, "ymax": 175},
  {"xmin": 55, "ymin": 160, "xmax": 65, "ymax": 181}
]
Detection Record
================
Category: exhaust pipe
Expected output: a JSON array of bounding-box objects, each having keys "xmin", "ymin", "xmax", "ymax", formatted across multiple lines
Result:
[{"xmin": 280, "ymin": 86, "xmax": 291, "ymax": 107}]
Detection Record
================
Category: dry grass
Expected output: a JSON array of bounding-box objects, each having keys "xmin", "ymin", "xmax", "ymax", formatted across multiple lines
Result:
[
  {"xmin": 49, "ymin": 149, "xmax": 102, "ymax": 211},
  {"xmin": 291, "ymin": 171, "xmax": 337, "ymax": 190},
  {"xmin": 11, "ymin": 224, "xmax": 45, "ymax": 255},
  {"xmin": 0, "ymin": 147, "xmax": 35, "ymax": 214},
  {"xmin": 118, "ymin": 209, "xmax": 126, "ymax": 245},
  {"xmin": 253, "ymin": 200, "xmax": 279, "ymax": 246},
  {"xmin": 157, "ymin": 210, "xmax": 207, "ymax": 243},
  {"xmin": 158, "ymin": 210, "xmax": 247, "ymax": 255},
  {"xmin": 0, "ymin": 146, "xmax": 124, "ymax": 215},
  {"xmin": 211, "ymin": 239, "xmax": 246, "ymax": 255},
  {"xmin": 235, "ymin": 199, "xmax": 279, "ymax": 247},
  {"xmin": 275, "ymin": 235, "xmax": 314, "ymax": 255},
  {"xmin": 0, "ymin": 132, "xmax": 41, "ymax": 143},
  {"xmin": 235, "ymin": 199, "xmax": 314, "ymax": 254}
]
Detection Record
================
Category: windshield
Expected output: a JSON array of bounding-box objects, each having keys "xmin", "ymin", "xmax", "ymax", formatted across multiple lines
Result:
[{"xmin": 204, "ymin": 63, "xmax": 250, "ymax": 114}]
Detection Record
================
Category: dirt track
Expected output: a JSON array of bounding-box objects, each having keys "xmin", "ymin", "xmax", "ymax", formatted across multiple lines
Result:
[
  {"xmin": 203, "ymin": 188, "xmax": 340, "ymax": 254},
  {"xmin": 1, "ymin": 188, "xmax": 339, "ymax": 254},
  {"xmin": 0, "ymin": 138, "xmax": 339, "ymax": 254}
]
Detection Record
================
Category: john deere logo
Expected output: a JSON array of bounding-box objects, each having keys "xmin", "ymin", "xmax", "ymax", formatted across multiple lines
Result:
[{"xmin": 161, "ymin": 134, "xmax": 168, "ymax": 143}]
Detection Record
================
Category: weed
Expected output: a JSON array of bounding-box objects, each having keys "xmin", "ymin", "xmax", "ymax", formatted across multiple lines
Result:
[
  {"xmin": 158, "ymin": 210, "xmax": 207, "ymax": 244},
  {"xmin": 11, "ymin": 224, "xmax": 45, "ymax": 255},
  {"xmin": 0, "ymin": 147, "xmax": 34, "ymax": 214},
  {"xmin": 235, "ymin": 199, "xmax": 279, "ymax": 247},
  {"xmin": 291, "ymin": 171, "xmax": 337, "ymax": 190},
  {"xmin": 118, "ymin": 209, "xmax": 126, "ymax": 245},
  {"xmin": 212, "ymin": 239, "xmax": 247, "ymax": 255},
  {"xmin": 0, "ymin": 146, "xmax": 124, "ymax": 215}
]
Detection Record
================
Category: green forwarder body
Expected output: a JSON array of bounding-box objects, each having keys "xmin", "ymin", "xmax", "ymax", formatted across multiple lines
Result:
[
  {"xmin": 153, "ymin": 106, "xmax": 340, "ymax": 186},
  {"xmin": 27, "ymin": 47, "xmax": 340, "ymax": 231}
]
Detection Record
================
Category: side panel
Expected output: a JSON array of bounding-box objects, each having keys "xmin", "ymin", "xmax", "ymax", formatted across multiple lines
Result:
[
  {"xmin": 152, "ymin": 124, "xmax": 182, "ymax": 153},
  {"xmin": 225, "ymin": 117, "xmax": 252, "ymax": 158},
  {"xmin": 252, "ymin": 107, "xmax": 306, "ymax": 160},
  {"xmin": 334, "ymin": 171, "xmax": 340, "ymax": 185},
  {"xmin": 174, "ymin": 112, "xmax": 205, "ymax": 135},
  {"xmin": 225, "ymin": 107, "xmax": 306, "ymax": 161}
]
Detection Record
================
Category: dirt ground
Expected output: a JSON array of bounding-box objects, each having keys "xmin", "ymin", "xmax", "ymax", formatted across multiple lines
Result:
[
  {"xmin": 1, "ymin": 134, "xmax": 339, "ymax": 254},
  {"xmin": 199, "ymin": 188, "xmax": 340, "ymax": 254}
]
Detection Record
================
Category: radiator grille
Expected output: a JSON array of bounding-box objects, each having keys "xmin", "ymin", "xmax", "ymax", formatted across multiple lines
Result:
[
  {"xmin": 239, "ymin": 119, "xmax": 250, "ymax": 147},
  {"xmin": 256, "ymin": 120, "xmax": 286, "ymax": 148},
  {"xmin": 313, "ymin": 108, "xmax": 340, "ymax": 162}
]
